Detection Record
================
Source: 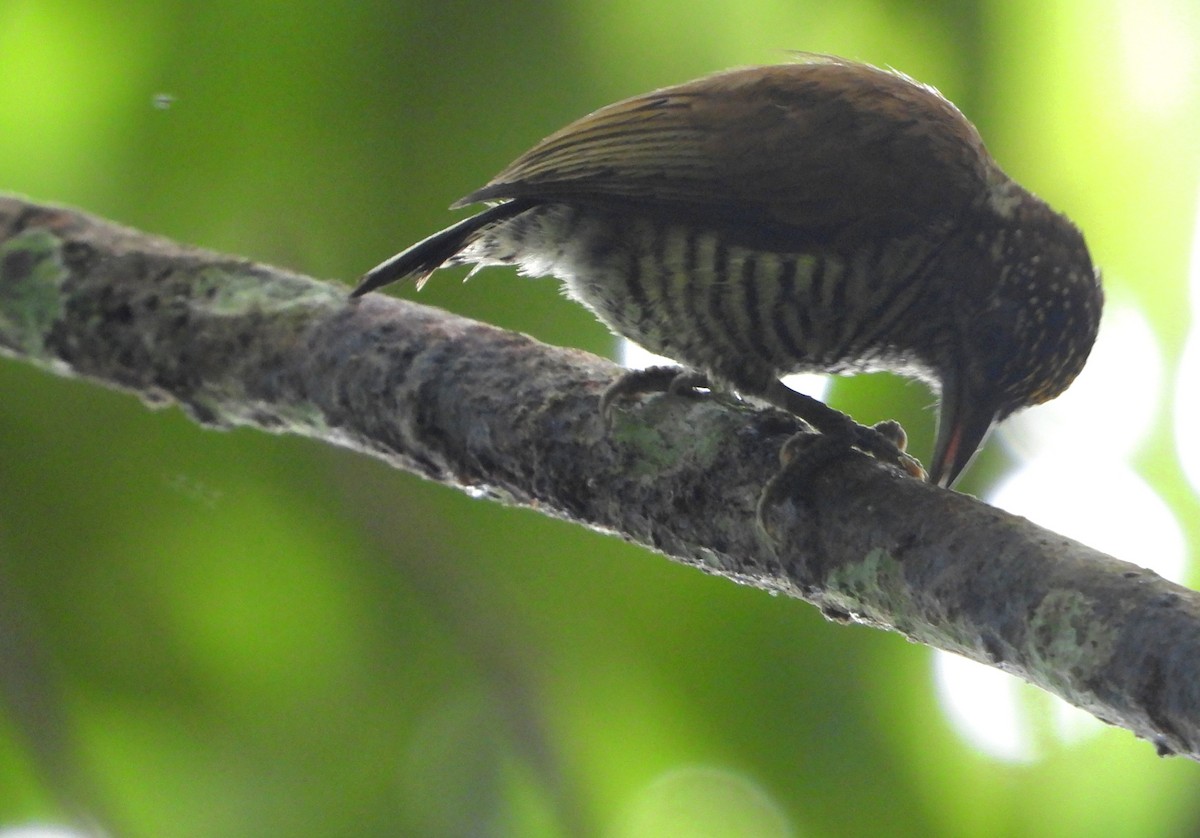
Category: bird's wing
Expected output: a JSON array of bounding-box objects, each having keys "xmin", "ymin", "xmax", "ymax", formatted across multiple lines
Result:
[{"xmin": 457, "ymin": 58, "xmax": 997, "ymax": 246}]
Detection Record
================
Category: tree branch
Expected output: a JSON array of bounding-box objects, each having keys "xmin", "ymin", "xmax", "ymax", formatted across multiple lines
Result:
[{"xmin": 2, "ymin": 193, "xmax": 1197, "ymax": 760}]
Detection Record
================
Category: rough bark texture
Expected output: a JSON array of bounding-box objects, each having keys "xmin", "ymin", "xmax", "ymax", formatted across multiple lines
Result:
[{"xmin": 2, "ymin": 193, "xmax": 1197, "ymax": 760}]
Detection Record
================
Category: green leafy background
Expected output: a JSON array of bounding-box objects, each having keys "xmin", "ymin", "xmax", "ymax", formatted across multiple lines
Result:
[{"xmin": 2, "ymin": 1, "xmax": 1199, "ymax": 835}]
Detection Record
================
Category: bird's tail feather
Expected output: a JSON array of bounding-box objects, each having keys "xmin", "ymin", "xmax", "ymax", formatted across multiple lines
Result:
[{"xmin": 351, "ymin": 199, "xmax": 534, "ymax": 297}]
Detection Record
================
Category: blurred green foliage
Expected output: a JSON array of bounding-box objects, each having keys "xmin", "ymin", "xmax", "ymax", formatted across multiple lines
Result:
[{"xmin": 1, "ymin": 1, "xmax": 1199, "ymax": 836}]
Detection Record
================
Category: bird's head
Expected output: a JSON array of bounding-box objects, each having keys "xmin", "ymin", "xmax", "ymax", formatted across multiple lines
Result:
[{"xmin": 930, "ymin": 188, "xmax": 1103, "ymax": 488}]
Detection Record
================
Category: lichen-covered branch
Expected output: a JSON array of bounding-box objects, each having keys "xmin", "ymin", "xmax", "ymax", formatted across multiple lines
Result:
[{"xmin": 1, "ymin": 193, "xmax": 1197, "ymax": 760}]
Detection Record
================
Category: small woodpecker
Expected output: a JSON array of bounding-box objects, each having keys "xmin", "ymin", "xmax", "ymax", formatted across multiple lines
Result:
[{"xmin": 353, "ymin": 56, "xmax": 1103, "ymax": 488}]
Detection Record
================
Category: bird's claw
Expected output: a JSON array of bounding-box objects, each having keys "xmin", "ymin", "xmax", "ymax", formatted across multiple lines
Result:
[
  {"xmin": 756, "ymin": 419, "xmax": 926, "ymax": 541},
  {"xmin": 854, "ymin": 421, "xmax": 927, "ymax": 480},
  {"xmin": 600, "ymin": 365, "xmax": 711, "ymax": 427},
  {"xmin": 871, "ymin": 419, "xmax": 907, "ymax": 452},
  {"xmin": 756, "ymin": 431, "xmax": 849, "ymax": 538}
]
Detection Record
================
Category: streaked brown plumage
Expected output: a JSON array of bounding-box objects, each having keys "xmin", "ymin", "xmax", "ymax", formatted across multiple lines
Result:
[{"xmin": 352, "ymin": 56, "xmax": 1103, "ymax": 488}]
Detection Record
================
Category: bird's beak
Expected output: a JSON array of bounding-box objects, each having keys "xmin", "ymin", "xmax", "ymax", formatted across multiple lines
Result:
[{"xmin": 929, "ymin": 372, "xmax": 998, "ymax": 489}]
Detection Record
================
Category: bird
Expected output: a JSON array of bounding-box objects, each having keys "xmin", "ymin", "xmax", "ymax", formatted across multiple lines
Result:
[{"xmin": 351, "ymin": 56, "xmax": 1103, "ymax": 489}]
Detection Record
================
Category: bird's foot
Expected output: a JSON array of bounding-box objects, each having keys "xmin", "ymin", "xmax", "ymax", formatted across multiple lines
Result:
[
  {"xmin": 855, "ymin": 420, "xmax": 926, "ymax": 480},
  {"xmin": 755, "ymin": 420, "xmax": 925, "ymax": 540},
  {"xmin": 754, "ymin": 380, "xmax": 924, "ymax": 481},
  {"xmin": 756, "ymin": 430, "xmax": 849, "ymax": 535},
  {"xmin": 600, "ymin": 365, "xmax": 712, "ymax": 426}
]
